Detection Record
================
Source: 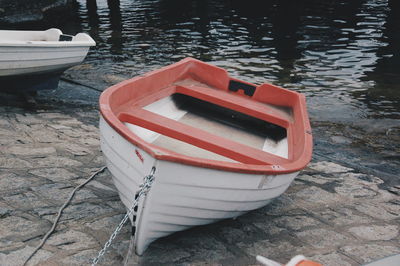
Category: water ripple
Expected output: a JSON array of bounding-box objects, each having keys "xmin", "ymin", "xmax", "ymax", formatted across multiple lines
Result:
[{"xmin": 11, "ymin": 0, "xmax": 398, "ymax": 121}]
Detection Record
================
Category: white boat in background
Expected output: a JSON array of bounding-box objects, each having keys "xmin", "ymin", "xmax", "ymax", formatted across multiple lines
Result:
[
  {"xmin": 0, "ymin": 28, "xmax": 95, "ymax": 92},
  {"xmin": 99, "ymin": 58, "xmax": 313, "ymax": 255}
]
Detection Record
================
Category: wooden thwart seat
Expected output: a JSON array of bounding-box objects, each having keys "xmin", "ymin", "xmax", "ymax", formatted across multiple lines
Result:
[
  {"xmin": 175, "ymin": 84, "xmax": 292, "ymax": 128},
  {"xmin": 119, "ymin": 109, "xmax": 290, "ymax": 165}
]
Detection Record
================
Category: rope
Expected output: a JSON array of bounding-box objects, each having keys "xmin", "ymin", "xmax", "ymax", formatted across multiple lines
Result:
[
  {"xmin": 23, "ymin": 166, "xmax": 107, "ymax": 266},
  {"xmin": 60, "ymin": 77, "xmax": 103, "ymax": 92}
]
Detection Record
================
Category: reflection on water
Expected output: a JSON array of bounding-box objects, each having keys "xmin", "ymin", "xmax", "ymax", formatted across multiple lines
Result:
[{"xmin": 2, "ymin": 0, "xmax": 400, "ymax": 121}]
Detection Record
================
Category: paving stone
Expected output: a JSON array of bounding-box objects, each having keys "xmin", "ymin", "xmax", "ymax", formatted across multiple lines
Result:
[
  {"xmin": 48, "ymin": 123, "xmax": 72, "ymax": 130},
  {"xmin": 87, "ymin": 180, "xmax": 116, "ymax": 192},
  {"xmin": 0, "ymin": 127, "xmax": 16, "ymax": 136},
  {"xmin": 388, "ymin": 186, "xmax": 400, "ymax": 195},
  {"xmin": 5, "ymin": 145, "xmax": 56, "ymax": 157},
  {"xmin": 0, "ymin": 245, "xmax": 53, "ymax": 266},
  {"xmin": 95, "ymin": 172, "xmax": 114, "ymax": 187},
  {"xmin": 348, "ymin": 225, "xmax": 399, "ymax": 241},
  {"xmin": 63, "ymin": 143, "xmax": 91, "ymax": 156},
  {"xmin": 0, "ymin": 118, "xmax": 11, "ymax": 127},
  {"xmin": 4, "ymin": 190, "xmax": 53, "ymax": 207},
  {"xmin": 290, "ymin": 186, "xmax": 343, "ymax": 206},
  {"xmin": 379, "ymin": 200, "xmax": 400, "ymax": 214},
  {"xmin": 297, "ymin": 174, "xmax": 332, "ymax": 184},
  {"xmin": 237, "ymin": 208, "xmax": 282, "ymax": 224},
  {"xmin": 0, "ymin": 133, "xmax": 33, "ymax": 145},
  {"xmin": 0, "ymin": 238, "xmax": 13, "ymax": 248},
  {"xmin": 0, "ymin": 202, "xmax": 11, "ymax": 217},
  {"xmin": 308, "ymin": 161, "xmax": 352, "ymax": 174},
  {"xmin": 31, "ymin": 156, "xmax": 83, "ymax": 168},
  {"xmin": 60, "ymin": 248, "xmax": 118, "ymax": 265},
  {"xmin": 174, "ymin": 233, "xmax": 235, "ymax": 262},
  {"xmin": 330, "ymin": 135, "xmax": 352, "ymax": 144},
  {"xmin": 273, "ymin": 215, "xmax": 321, "ymax": 231},
  {"xmin": 340, "ymin": 244, "xmax": 400, "ymax": 264},
  {"xmin": 47, "ymin": 229, "xmax": 97, "ymax": 250},
  {"xmin": 253, "ymin": 221, "xmax": 285, "ymax": 235},
  {"xmin": 102, "ymin": 74, "xmax": 128, "ymax": 84},
  {"xmin": 32, "ymin": 205, "xmax": 60, "ymax": 217},
  {"xmin": 61, "ymin": 202, "xmax": 115, "ymax": 221},
  {"xmin": 0, "ymin": 216, "xmax": 50, "ymax": 245},
  {"xmin": 27, "ymin": 125, "xmax": 61, "ymax": 143},
  {"xmin": 334, "ymin": 183, "xmax": 378, "ymax": 198},
  {"xmin": 85, "ymin": 214, "xmax": 125, "ymax": 232},
  {"xmin": 81, "ymin": 124, "xmax": 99, "ymax": 132},
  {"xmin": 312, "ymin": 207, "xmax": 373, "ymax": 226},
  {"xmin": 216, "ymin": 223, "xmax": 267, "ymax": 244},
  {"xmin": 0, "ymin": 172, "xmax": 40, "ymax": 192},
  {"xmin": 111, "ymin": 239, "xmax": 130, "ymax": 259},
  {"xmin": 9, "ymin": 121, "xmax": 30, "ymax": 132},
  {"xmin": 339, "ymin": 172, "xmax": 384, "ymax": 185},
  {"xmin": 296, "ymin": 228, "xmax": 353, "ymax": 249},
  {"xmin": 76, "ymin": 111, "xmax": 99, "ymax": 121},
  {"xmin": 106, "ymin": 200, "xmax": 126, "ymax": 212},
  {"xmin": 308, "ymin": 252, "xmax": 354, "ymax": 266},
  {"xmin": 15, "ymin": 113, "xmax": 44, "ymax": 125},
  {"xmin": 37, "ymin": 112, "xmax": 72, "ymax": 119},
  {"xmin": 140, "ymin": 246, "xmax": 191, "ymax": 264},
  {"xmin": 60, "ymin": 129, "xmax": 86, "ymax": 138},
  {"xmin": 57, "ymin": 118, "xmax": 82, "ymax": 126},
  {"xmin": 29, "ymin": 167, "xmax": 78, "ymax": 182},
  {"xmin": 31, "ymin": 183, "xmax": 97, "ymax": 203},
  {"xmin": 91, "ymin": 155, "xmax": 106, "ymax": 166},
  {"xmin": 335, "ymin": 173, "xmax": 384, "ymax": 199},
  {"xmin": 79, "ymin": 136, "xmax": 100, "ymax": 146},
  {"xmin": 262, "ymin": 195, "xmax": 298, "ymax": 215},
  {"xmin": 0, "ymin": 157, "xmax": 32, "ymax": 168},
  {"xmin": 355, "ymin": 203, "xmax": 399, "ymax": 220}
]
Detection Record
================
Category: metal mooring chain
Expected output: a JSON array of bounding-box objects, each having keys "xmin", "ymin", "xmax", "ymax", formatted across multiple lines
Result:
[{"xmin": 91, "ymin": 167, "xmax": 156, "ymax": 266}]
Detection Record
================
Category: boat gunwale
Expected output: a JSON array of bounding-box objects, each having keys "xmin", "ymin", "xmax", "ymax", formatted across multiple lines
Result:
[
  {"xmin": 0, "ymin": 41, "xmax": 95, "ymax": 47},
  {"xmin": 99, "ymin": 57, "xmax": 313, "ymax": 175},
  {"xmin": 0, "ymin": 29, "xmax": 95, "ymax": 47}
]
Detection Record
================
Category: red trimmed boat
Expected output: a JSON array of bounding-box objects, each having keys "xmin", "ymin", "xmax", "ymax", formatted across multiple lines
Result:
[{"xmin": 99, "ymin": 58, "xmax": 312, "ymax": 255}]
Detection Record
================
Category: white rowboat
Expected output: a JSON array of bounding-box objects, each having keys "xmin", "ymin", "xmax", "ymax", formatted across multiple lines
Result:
[
  {"xmin": 0, "ymin": 28, "xmax": 95, "ymax": 91},
  {"xmin": 99, "ymin": 58, "xmax": 313, "ymax": 255}
]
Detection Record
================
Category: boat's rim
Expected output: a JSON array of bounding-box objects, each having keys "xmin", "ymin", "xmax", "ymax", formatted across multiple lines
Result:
[
  {"xmin": 0, "ymin": 42, "xmax": 95, "ymax": 47},
  {"xmin": 0, "ymin": 29, "xmax": 96, "ymax": 47},
  {"xmin": 99, "ymin": 58, "xmax": 313, "ymax": 175}
]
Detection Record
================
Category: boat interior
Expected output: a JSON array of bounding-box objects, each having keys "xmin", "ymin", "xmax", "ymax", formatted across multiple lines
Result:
[
  {"xmin": 101, "ymin": 58, "xmax": 312, "ymax": 170},
  {"xmin": 0, "ymin": 28, "xmax": 90, "ymax": 44},
  {"xmin": 124, "ymin": 90, "xmax": 289, "ymax": 163}
]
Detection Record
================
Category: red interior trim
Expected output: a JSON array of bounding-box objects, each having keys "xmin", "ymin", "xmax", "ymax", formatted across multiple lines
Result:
[{"xmin": 119, "ymin": 110, "xmax": 289, "ymax": 165}]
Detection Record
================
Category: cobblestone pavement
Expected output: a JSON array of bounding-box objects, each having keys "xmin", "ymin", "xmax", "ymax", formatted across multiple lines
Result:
[{"xmin": 0, "ymin": 98, "xmax": 399, "ymax": 266}]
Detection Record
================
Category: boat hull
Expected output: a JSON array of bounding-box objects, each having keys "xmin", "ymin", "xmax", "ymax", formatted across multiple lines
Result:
[
  {"xmin": 0, "ymin": 28, "xmax": 95, "ymax": 92},
  {"xmin": 100, "ymin": 116, "xmax": 299, "ymax": 255},
  {"xmin": 0, "ymin": 44, "xmax": 91, "ymax": 77},
  {"xmin": 0, "ymin": 72, "xmax": 62, "ymax": 92}
]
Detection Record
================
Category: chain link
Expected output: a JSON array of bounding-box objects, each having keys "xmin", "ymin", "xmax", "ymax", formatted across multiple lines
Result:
[{"xmin": 91, "ymin": 167, "xmax": 156, "ymax": 266}]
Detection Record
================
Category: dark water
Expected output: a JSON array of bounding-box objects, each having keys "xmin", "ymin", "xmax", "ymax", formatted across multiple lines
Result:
[{"xmin": 3, "ymin": 0, "xmax": 400, "ymax": 122}]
